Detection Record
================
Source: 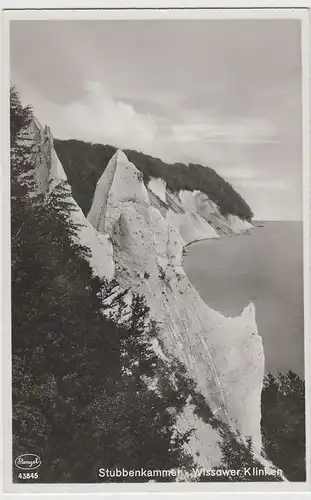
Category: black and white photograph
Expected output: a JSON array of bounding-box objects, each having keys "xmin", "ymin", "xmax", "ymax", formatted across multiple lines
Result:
[{"xmin": 5, "ymin": 7, "xmax": 309, "ymax": 491}]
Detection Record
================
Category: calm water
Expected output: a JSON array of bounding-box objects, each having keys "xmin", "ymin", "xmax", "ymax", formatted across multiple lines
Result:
[{"xmin": 183, "ymin": 222, "xmax": 304, "ymax": 377}]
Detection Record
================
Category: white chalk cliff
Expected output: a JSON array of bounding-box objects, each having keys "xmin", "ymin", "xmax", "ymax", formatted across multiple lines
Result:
[
  {"xmin": 87, "ymin": 149, "xmax": 264, "ymax": 460},
  {"xmin": 27, "ymin": 118, "xmax": 114, "ymax": 281},
  {"xmin": 28, "ymin": 119, "xmax": 266, "ymax": 470}
]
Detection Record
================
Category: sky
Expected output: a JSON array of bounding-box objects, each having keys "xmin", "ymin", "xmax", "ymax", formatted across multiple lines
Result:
[{"xmin": 10, "ymin": 19, "xmax": 303, "ymax": 220}]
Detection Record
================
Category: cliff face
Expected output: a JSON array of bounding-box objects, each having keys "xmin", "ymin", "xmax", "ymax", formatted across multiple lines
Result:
[
  {"xmin": 28, "ymin": 118, "xmax": 115, "ymax": 281},
  {"xmin": 87, "ymin": 149, "xmax": 264, "ymax": 455},
  {"xmin": 29, "ymin": 119, "xmax": 265, "ymax": 467}
]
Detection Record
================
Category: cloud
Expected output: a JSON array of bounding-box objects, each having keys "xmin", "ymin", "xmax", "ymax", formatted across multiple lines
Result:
[
  {"xmin": 170, "ymin": 117, "xmax": 278, "ymax": 145},
  {"xmin": 56, "ymin": 81, "xmax": 160, "ymax": 151},
  {"xmin": 235, "ymin": 179, "xmax": 291, "ymax": 191},
  {"xmin": 216, "ymin": 167, "xmax": 261, "ymax": 180},
  {"xmin": 23, "ymin": 81, "xmax": 278, "ymax": 163}
]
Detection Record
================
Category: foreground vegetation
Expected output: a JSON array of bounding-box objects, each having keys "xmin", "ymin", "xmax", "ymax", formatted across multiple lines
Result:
[{"xmin": 261, "ymin": 370, "xmax": 306, "ymax": 481}]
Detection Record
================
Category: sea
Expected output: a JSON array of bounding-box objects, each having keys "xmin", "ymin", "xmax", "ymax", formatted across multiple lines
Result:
[{"xmin": 183, "ymin": 221, "xmax": 304, "ymax": 377}]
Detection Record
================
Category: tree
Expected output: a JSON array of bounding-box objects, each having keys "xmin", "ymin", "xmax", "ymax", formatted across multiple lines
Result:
[
  {"xmin": 10, "ymin": 84, "xmax": 32, "ymax": 148},
  {"xmin": 261, "ymin": 370, "xmax": 306, "ymax": 481}
]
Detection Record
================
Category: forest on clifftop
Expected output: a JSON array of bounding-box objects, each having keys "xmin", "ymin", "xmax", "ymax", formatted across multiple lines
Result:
[{"xmin": 54, "ymin": 138, "xmax": 253, "ymax": 221}]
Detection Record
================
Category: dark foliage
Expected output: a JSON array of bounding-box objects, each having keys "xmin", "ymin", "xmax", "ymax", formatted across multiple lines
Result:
[
  {"xmin": 261, "ymin": 370, "xmax": 306, "ymax": 481},
  {"xmin": 202, "ymin": 433, "xmax": 283, "ymax": 482},
  {"xmin": 54, "ymin": 139, "xmax": 253, "ymax": 220},
  {"xmin": 10, "ymin": 84, "xmax": 32, "ymax": 148}
]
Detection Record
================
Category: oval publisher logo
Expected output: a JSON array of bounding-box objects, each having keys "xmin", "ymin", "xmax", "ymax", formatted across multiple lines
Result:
[{"xmin": 14, "ymin": 454, "xmax": 41, "ymax": 470}]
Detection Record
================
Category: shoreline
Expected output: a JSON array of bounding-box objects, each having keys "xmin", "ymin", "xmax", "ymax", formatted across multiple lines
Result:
[{"xmin": 182, "ymin": 229, "xmax": 250, "ymax": 254}]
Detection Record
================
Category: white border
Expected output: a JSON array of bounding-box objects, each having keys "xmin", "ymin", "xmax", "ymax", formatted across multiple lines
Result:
[
  {"xmin": 1, "ymin": 2, "xmax": 310, "ymax": 499},
  {"xmin": 2, "ymin": 7, "xmax": 310, "ymax": 19},
  {"xmin": 1, "ymin": 0, "xmax": 311, "ymax": 9}
]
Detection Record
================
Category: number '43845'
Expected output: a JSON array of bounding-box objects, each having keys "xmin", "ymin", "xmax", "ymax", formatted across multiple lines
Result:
[{"xmin": 18, "ymin": 472, "xmax": 38, "ymax": 480}]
